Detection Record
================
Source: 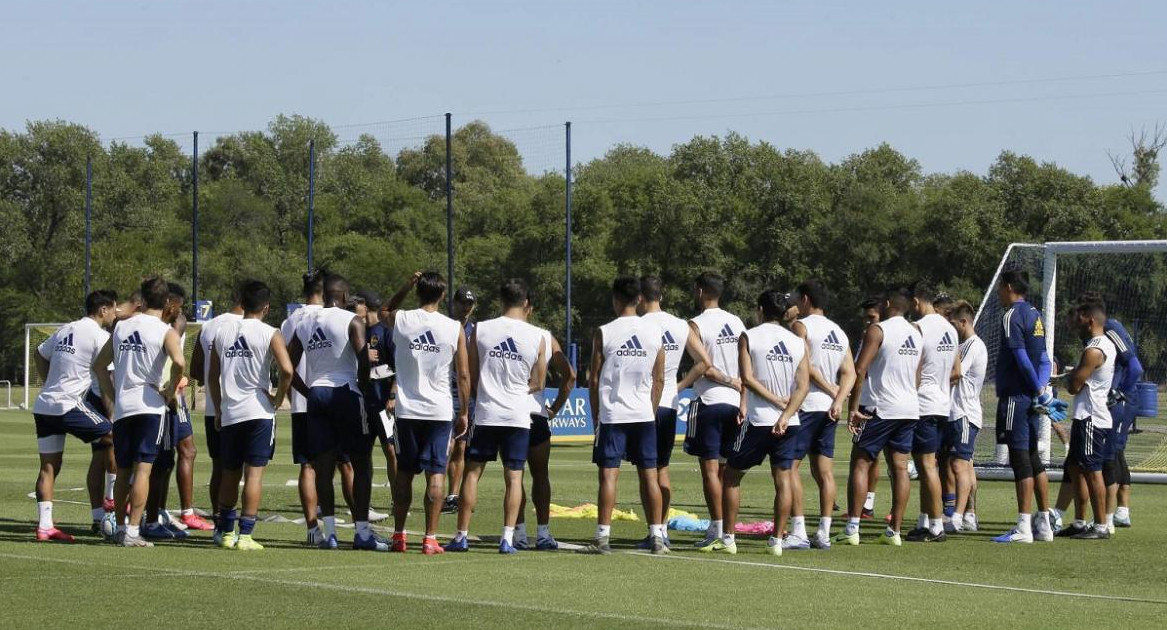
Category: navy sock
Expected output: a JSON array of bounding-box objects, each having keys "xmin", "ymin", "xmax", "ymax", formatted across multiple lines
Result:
[
  {"xmin": 219, "ymin": 508, "xmax": 238, "ymax": 534},
  {"xmin": 240, "ymin": 516, "xmax": 256, "ymax": 536},
  {"xmin": 942, "ymin": 493, "xmax": 956, "ymax": 517}
]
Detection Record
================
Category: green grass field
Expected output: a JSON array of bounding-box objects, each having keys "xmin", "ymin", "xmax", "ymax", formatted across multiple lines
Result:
[{"xmin": 1, "ymin": 408, "xmax": 1165, "ymax": 629}]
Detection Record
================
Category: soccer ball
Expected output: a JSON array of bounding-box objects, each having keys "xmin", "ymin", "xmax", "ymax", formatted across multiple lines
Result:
[
  {"xmin": 100, "ymin": 512, "xmax": 117, "ymax": 538},
  {"xmin": 18, "ymin": 403, "xmax": 26, "ymax": 410}
]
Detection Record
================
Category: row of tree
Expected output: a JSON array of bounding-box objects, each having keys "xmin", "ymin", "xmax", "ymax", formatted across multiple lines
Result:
[{"xmin": 2, "ymin": 115, "xmax": 1164, "ymax": 382}]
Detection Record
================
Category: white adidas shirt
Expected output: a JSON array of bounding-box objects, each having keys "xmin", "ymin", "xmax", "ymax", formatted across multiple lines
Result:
[
  {"xmin": 690, "ymin": 308, "xmax": 746, "ymax": 407},
  {"xmin": 200, "ymin": 311, "xmax": 243, "ymax": 417},
  {"xmin": 214, "ymin": 318, "xmax": 277, "ymax": 427},
  {"xmin": 869, "ymin": 316, "xmax": 922, "ymax": 420},
  {"xmin": 951, "ymin": 335, "xmax": 987, "ymax": 428},
  {"xmin": 917, "ymin": 313, "xmax": 959, "ymax": 417},
  {"xmin": 597, "ymin": 316, "xmax": 664, "ymax": 424},
  {"xmin": 475, "ymin": 317, "xmax": 545, "ymax": 428},
  {"xmin": 392, "ymin": 308, "xmax": 461, "ymax": 421},
  {"xmin": 297, "ymin": 306, "xmax": 359, "ymax": 390},
  {"xmin": 111, "ymin": 313, "xmax": 173, "ymax": 421},
  {"xmin": 281, "ymin": 305, "xmax": 319, "ymax": 414},
  {"xmin": 799, "ymin": 314, "xmax": 849, "ymax": 413},
  {"xmin": 744, "ymin": 322, "xmax": 806, "ymax": 427},
  {"xmin": 529, "ymin": 327, "xmax": 554, "ymax": 418},
  {"xmin": 35, "ymin": 317, "xmax": 109, "ymax": 416},
  {"xmin": 641, "ymin": 310, "xmax": 691, "ymax": 410},
  {"xmin": 1072, "ymin": 335, "xmax": 1116, "ymax": 429}
]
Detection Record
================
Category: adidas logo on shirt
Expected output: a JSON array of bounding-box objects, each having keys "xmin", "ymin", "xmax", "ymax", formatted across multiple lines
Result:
[
  {"xmin": 898, "ymin": 336, "xmax": 920, "ymax": 356},
  {"xmin": 224, "ymin": 336, "xmax": 253, "ymax": 359},
  {"xmin": 821, "ymin": 330, "xmax": 844, "ymax": 353},
  {"xmin": 307, "ymin": 327, "xmax": 333, "ymax": 351},
  {"xmin": 488, "ymin": 337, "xmax": 523, "ymax": 361},
  {"xmin": 408, "ymin": 330, "xmax": 440, "ymax": 353},
  {"xmin": 54, "ymin": 332, "xmax": 76, "ymax": 355},
  {"xmin": 118, "ymin": 331, "xmax": 146, "ymax": 353},
  {"xmin": 617, "ymin": 335, "xmax": 649, "ymax": 357},
  {"xmin": 716, "ymin": 324, "xmax": 738, "ymax": 345},
  {"xmin": 937, "ymin": 331, "xmax": 955, "ymax": 353},
  {"xmin": 766, "ymin": 341, "xmax": 794, "ymax": 363},
  {"xmin": 661, "ymin": 330, "xmax": 680, "ymax": 352}
]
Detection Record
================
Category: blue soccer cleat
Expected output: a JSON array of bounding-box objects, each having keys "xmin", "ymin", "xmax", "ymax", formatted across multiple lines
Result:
[
  {"xmin": 444, "ymin": 536, "xmax": 469, "ymax": 552},
  {"xmin": 498, "ymin": 539, "xmax": 519, "ymax": 555},
  {"xmin": 353, "ymin": 532, "xmax": 391, "ymax": 552}
]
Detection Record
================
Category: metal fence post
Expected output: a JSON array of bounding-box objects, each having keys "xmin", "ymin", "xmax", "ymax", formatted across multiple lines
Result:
[
  {"xmin": 192, "ymin": 131, "xmax": 199, "ymax": 304},
  {"xmin": 308, "ymin": 138, "xmax": 316, "ymax": 272}
]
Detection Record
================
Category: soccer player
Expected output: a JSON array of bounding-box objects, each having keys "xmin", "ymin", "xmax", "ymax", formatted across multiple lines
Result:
[
  {"xmin": 191, "ymin": 287, "xmax": 244, "ymax": 542},
  {"xmin": 835, "ymin": 289, "xmax": 922, "ymax": 547},
  {"xmin": 447, "ymin": 279, "xmax": 546, "ymax": 554},
  {"xmin": 685, "ymin": 272, "xmax": 746, "ymax": 551},
  {"xmin": 789, "ymin": 279, "xmax": 855, "ymax": 549},
  {"xmin": 443, "ymin": 287, "xmax": 478, "ymax": 514},
  {"xmin": 635, "ymin": 275, "xmax": 711, "ymax": 550},
  {"xmin": 387, "ymin": 271, "xmax": 470, "ymax": 554},
  {"xmin": 905, "ymin": 280, "xmax": 961, "ymax": 543},
  {"xmin": 1058, "ymin": 301, "xmax": 1116, "ymax": 540},
  {"xmin": 723, "ymin": 289, "xmax": 811, "ymax": 556},
  {"xmin": 356, "ymin": 290, "xmax": 393, "ymax": 522},
  {"xmin": 94, "ymin": 277, "xmax": 186, "ymax": 548},
  {"xmin": 287, "ymin": 273, "xmax": 382, "ymax": 551},
  {"xmin": 208, "ymin": 280, "xmax": 294, "ymax": 550},
  {"xmin": 515, "ymin": 289, "xmax": 576, "ymax": 551},
  {"xmin": 31, "ymin": 290, "xmax": 119, "ymax": 542},
  {"xmin": 991, "ymin": 270, "xmax": 1056, "ymax": 544},
  {"xmin": 856, "ymin": 296, "xmax": 882, "ymax": 520},
  {"xmin": 577, "ymin": 276, "xmax": 666, "ymax": 555},
  {"xmin": 942, "ymin": 301, "xmax": 987, "ymax": 533}
]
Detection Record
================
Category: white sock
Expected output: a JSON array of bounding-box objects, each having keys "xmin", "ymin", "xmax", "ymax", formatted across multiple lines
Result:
[
  {"xmin": 864, "ymin": 492, "xmax": 876, "ymax": 511},
  {"xmin": 355, "ymin": 521, "xmax": 371, "ymax": 537},
  {"xmin": 768, "ymin": 535, "xmax": 781, "ymax": 547},
  {"xmin": 502, "ymin": 526, "xmax": 515, "ymax": 545},
  {"xmin": 791, "ymin": 516, "xmax": 807, "ymax": 538},
  {"xmin": 537, "ymin": 524, "xmax": 551, "ymax": 539},
  {"xmin": 653, "ymin": 524, "xmax": 666, "ymax": 538},
  {"xmin": 710, "ymin": 519, "xmax": 723, "ymax": 538},
  {"xmin": 91, "ymin": 507, "xmax": 105, "ymax": 521},
  {"xmin": 845, "ymin": 517, "xmax": 860, "ymax": 535},
  {"xmin": 104, "ymin": 473, "xmax": 116, "ymax": 500},
  {"xmin": 514, "ymin": 523, "xmax": 528, "ymax": 541},
  {"xmin": 456, "ymin": 529, "xmax": 468, "ymax": 541},
  {"xmin": 916, "ymin": 513, "xmax": 929, "ymax": 529},
  {"xmin": 37, "ymin": 501, "xmax": 53, "ymax": 530},
  {"xmin": 126, "ymin": 524, "xmax": 140, "ymax": 538},
  {"xmin": 181, "ymin": 508, "xmax": 194, "ymax": 517},
  {"xmin": 929, "ymin": 517, "xmax": 943, "ymax": 535},
  {"xmin": 307, "ymin": 525, "xmax": 320, "ymax": 537},
  {"xmin": 1116, "ymin": 506, "xmax": 1130, "ymax": 519},
  {"xmin": 1017, "ymin": 513, "xmax": 1032, "ymax": 533},
  {"xmin": 1106, "ymin": 513, "xmax": 1114, "ymax": 527},
  {"xmin": 1073, "ymin": 519, "xmax": 1087, "ymax": 528},
  {"xmin": 885, "ymin": 526, "xmax": 898, "ymax": 537},
  {"xmin": 322, "ymin": 516, "xmax": 337, "ymax": 537},
  {"xmin": 818, "ymin": 516, "xmax": 832, "ymax": 536},
  {"xmin": 596, "ymin": 524, "xmax": 611, "ymax": 539},
  {"xmin": 952, "ymin": 513, "xmax": 964, "ymax": 529},
  {"xmin": 723, "ymin": 533, "xmax": 735, "ymax": 544},
  {"xmin": 315, "ymin": 505, "xmax": 323, "ymax": 517}
]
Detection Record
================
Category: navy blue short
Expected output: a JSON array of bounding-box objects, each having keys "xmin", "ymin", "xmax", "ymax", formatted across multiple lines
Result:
[
  {"xmin": 593, "ymin": 421, "xmax": 658, "ymax": 469},
  {"xmin": 156, "ymin": 402, "xmax": 192, "ymax": 470},
  {"xmin": 1111, "ymin": 401, "xmax": 1135, "ymax": 452},
  {"xmin": 912, "ymin": 415, "xmax": 945, "ymax": 455},
  {"xmin": 529, "ymin": 414, "xmax": 552, "ymax": 446},
  {"xmin": 172, "ymin": 399, "xmax": 194, "ymax": 443},
  {"xmin": 796, "ymin": 411, "xmax": 837, "ymax": 459},
  {"xmin": 942, "ymin": 418, "xmax": 979, "ymax": 461},
  {"xmin": 853, "ymin": 415, "xmax": 916, "ymax": 460},
  {"xmin": 1068, "ymin": 418, "xmax": 1111, "ymax": 473},
  {"xmin": 84, "ymin": 391, "xmax": 112, "ymax": 449},
  {"xmin": 683, "ymin": 400, "xmax": 739, "ymax": 461},
  {"xmin": 450, "ymin": 395, "xmax": 476, "ymax": 442},
  {"xmin": 306, "ymin": 385, "xmax": 371, "ymax": 461},
  {"xmin": 220, "ymin": 418, "xmax": 276, "ymax": 469},
  {"xmin": 655, "ymin": 407, "xmax": 678, "ymax": 467},
  {"xmin": 396, "ymin": 418, "xmax": 454, "ymax": 474},
  {"xmin": 996, "ymin": 394, "xmax": 1040, "ymax": 452},
  {"xmin": 467, "ymin": 423, "xmax": 528, "ymax": 471},
  {"xmin": 112, "ymin": 413, "xmax": 164, "ymax": 469},
  {"xmin": 726, "ymin": 422, "xmax": 801, "ymax": 471},
  {"xmin": 204, "ymin": 415, "xmax": 221, "ymax": 461},
  {"xmin": 34, "ymin": 401, "xmax": 112, "ymax": 447},
  {"xmin": 290, "ymin": 412, "xmax": 310, "ymax": 464}
]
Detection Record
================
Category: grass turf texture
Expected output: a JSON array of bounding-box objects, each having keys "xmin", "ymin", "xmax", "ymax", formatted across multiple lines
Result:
[{"xmin": 0, "ymin": 408, "xmax": 1165, "ymax": 629}]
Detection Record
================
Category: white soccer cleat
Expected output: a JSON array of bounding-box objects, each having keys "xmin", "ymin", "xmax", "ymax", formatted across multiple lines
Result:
[
  {"xmin": 1033, "ymin": 518, "xmax": 1054, "ymax": 542},
  {"xmin": 809, "ymin": 531, "xmax": 832, "ymax": 550},
  {"xmin": 780, "ymin": 534, "xmax": 811, "ymax": 550},
  {"xmin": 366, "ymin": 509, "xmax": 389, "ymax": 523},
  {"xmin": 992, "ymin": 528, "xmax": 1034, "ymax": 544},
  {"xmin": 963, "ymin": 514, "xmax": 979, "ymax": 532}
]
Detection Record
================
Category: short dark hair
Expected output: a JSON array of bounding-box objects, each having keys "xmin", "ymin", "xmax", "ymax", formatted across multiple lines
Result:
[
  {"xmin": 1077, "ymin": 291, "xmax": 1106, "ymax": 311},
  {"xmin": 758, "ymin": 289, "xmax": 788, "ymax": 321},
  {"xmin": 127, "ymin": 290, "xmax": 142, "ymax": 305},
  {"xmin": 239, "ymin": 280, "xmax": 271, "ymax": 314},
  {"xmin": 999, "ymin": 270, "xmax": 1029, "ymax": 296},
  {"xmin": 302, "ymin": 268, "xmax": 325, "ymax": 299},
  {"xmin": 859, "ymin": 295, "xmax": 882, "ymax": 311},
  {"xmin": 612, "ymin": 276, "xmax": 641, "ymax": 304},
  {"xmin": 1077, "ymin": 301, "xmax": 1106, "ymax": 321},
  {"xmin": 85, "ymin": 290, "xmax": 118, "ymax": 316},
  {"xmin": 416, "ymin": 271, "xmax": 447, "ymax": 305},
  {"xmin": 323, "ymin": 273, "xmax": 349, "ymax": 303},
  {"xmin": 140, "ymin": 277, "xmax": 169, "ymax": 310},
  {"xmin": 500, "ymin": 278, "xmax": 530, "ymax": 309},
  {"xmin": 795, "ymin": 279, "xmax": 829, "ymax": 309},
  {"xmin": 886, "ymin": 288, "xmax": 911, "ymax": 313},
  {"xmin": 909, "ymin": 279, "xmax": 935, "ymax": 302},
  {"xmin": 640, "ymin": 275, "xmax": 664, "ymax": 302},
  {"xmin": 950, "ymin": 300, "xmax": 975, "ymax": 321},
  {"xmin": 694, "ymin": 272, "xmax": 724, "ymax": 299}
]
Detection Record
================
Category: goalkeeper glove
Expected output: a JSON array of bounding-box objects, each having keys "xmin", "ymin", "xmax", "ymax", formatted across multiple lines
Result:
[
  {"xmin": 1048, "ymin": 399, "xmax": 1069, "ymax": 423},
  {"xmin": 1107, "ymin": 389, "xmax": 1127, "ymax": 409}
]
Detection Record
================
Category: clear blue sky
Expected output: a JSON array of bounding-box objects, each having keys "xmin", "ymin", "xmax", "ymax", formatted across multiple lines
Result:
[{"xmin": 3, "ymin": 0, "xmax": 1165, "ymax": 190}]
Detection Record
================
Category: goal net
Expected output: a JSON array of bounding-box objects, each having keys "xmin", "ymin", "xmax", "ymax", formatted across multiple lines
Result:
[{"xmin": 973, "ymin": 241, "xmax": 1167, "ymax": 476}]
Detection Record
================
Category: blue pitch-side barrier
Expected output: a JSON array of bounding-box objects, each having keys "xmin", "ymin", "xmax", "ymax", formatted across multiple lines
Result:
[{"xmin": 545, "ymin": 387, "xmax": 698, "ymax": 443}]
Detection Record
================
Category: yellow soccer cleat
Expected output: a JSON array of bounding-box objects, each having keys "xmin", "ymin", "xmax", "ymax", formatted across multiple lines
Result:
[{"xmin": 234, "ymin": 534, "xmax": 264, "ymax": 551}]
